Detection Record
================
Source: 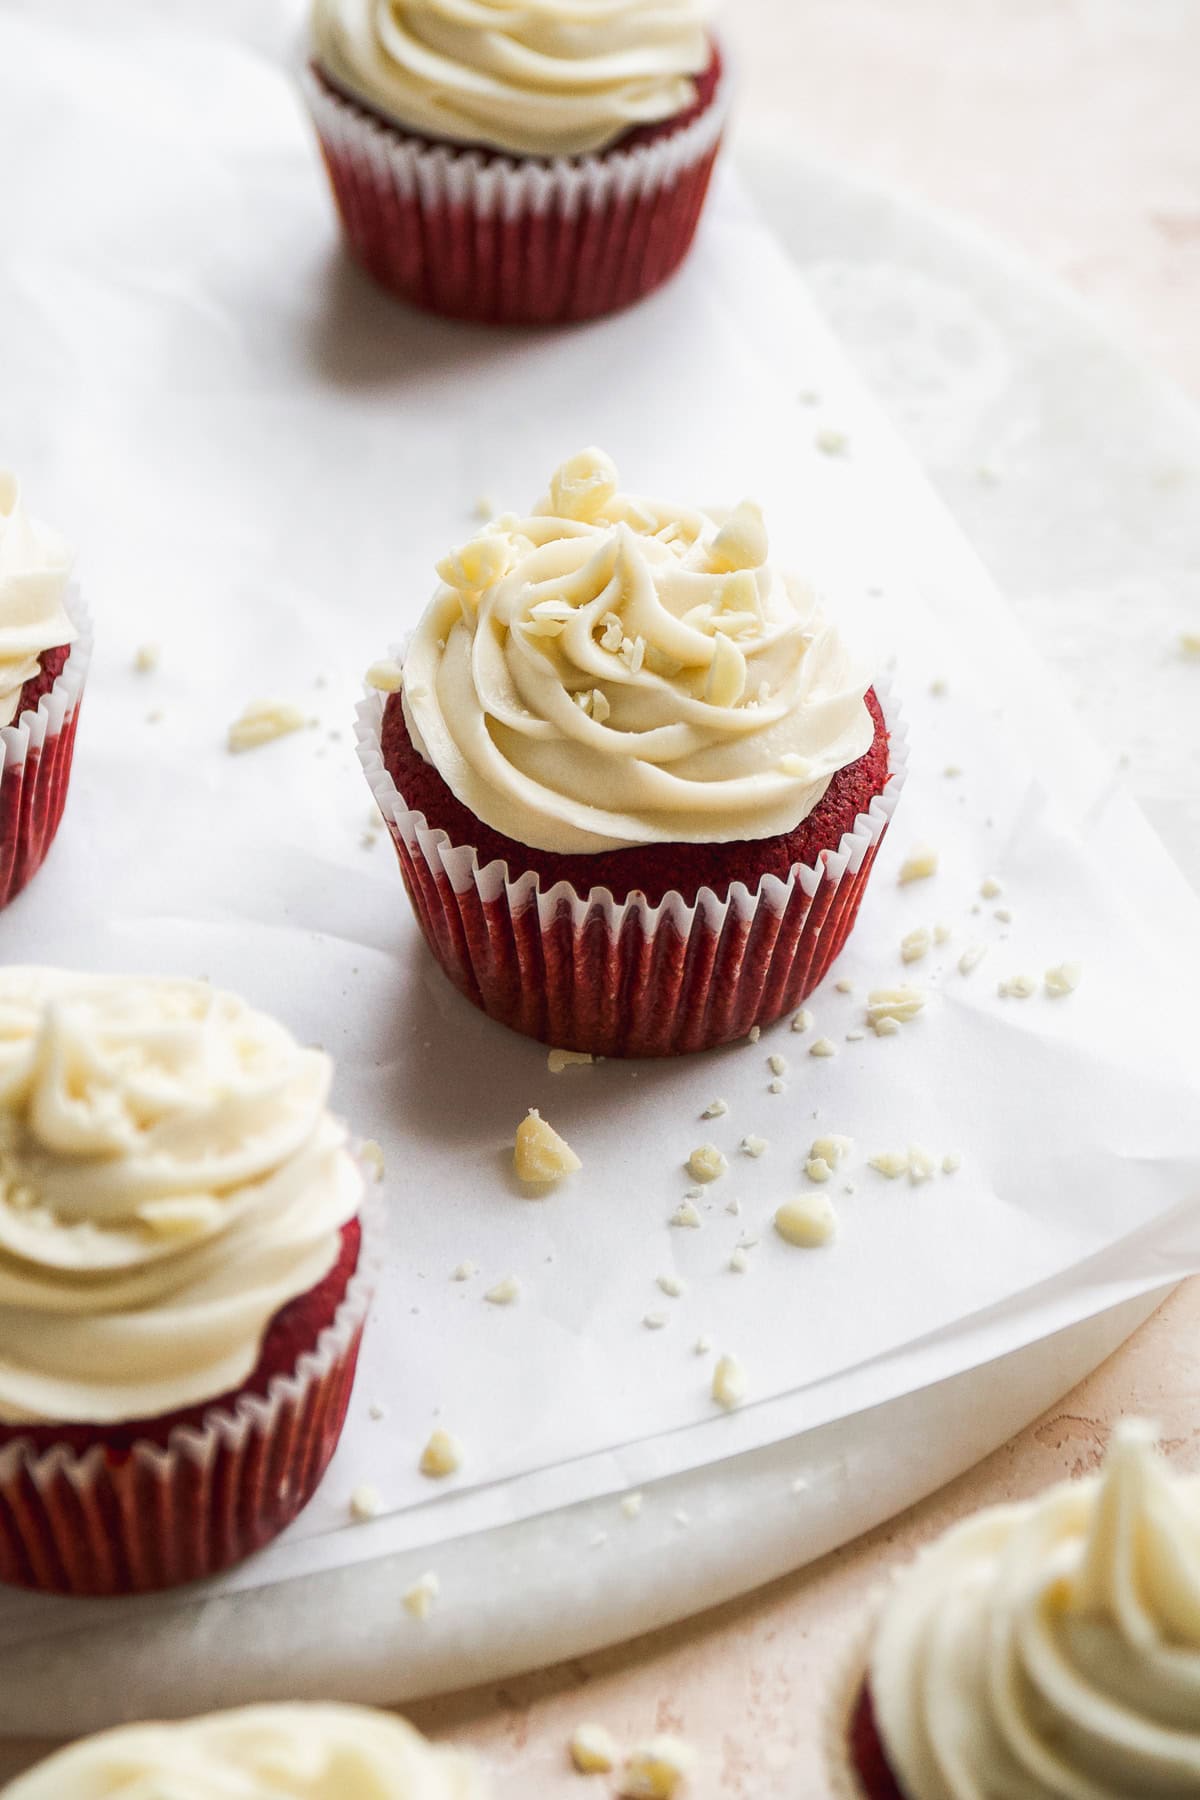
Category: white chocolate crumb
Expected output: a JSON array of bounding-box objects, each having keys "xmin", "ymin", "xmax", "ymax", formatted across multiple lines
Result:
[
  {"xmin": 844, "ymin": 1181, "xmax": 857, "ymax": 1196},
  {"xmin": 942, "ymin": 1152, "xmax": 963, "ymax": 1174},
  {"xmin": 933, "ymin": 923, "xmax": 952, "ymax": 945},
  {"xmin": 901, "ymin": 927, "xmax": 932, "ymax": 965},
  {"xmin": 359, "ymin": 1139, "xmax": 385, "ymax": 1182},
  {"xmin": 657, "ymin": 1273, "xmax": 686, "ymax": 1298},
  {"xmin": 728, "ymin": 1247, "xmax": 749, "ymax": 1274},
  {"xmin": 907, "ymin": 1145, "xmax": 937, "ymax": 1185},
  {"xmin": 958, "ymin": 943, "xmax": 988, "ymax": 976},
  {"xmin": 368, "ymin": 1402, "xmax": 387, "ymax": 1422},
  {"xmin": 452, "ymin": 1260, "xmax": 478, "ymax": 1281},
  {"xmin": 403, "ymin": 1571, "xmax": 440, "ymax": 1621},
  {"xmin": 834, "ymin": 977, "xmax": 855, "ymax": 994},
  {"xmin": 364, "ymin": 658, "xmax": 405, "ymax": 694},
  {"xmin": 547, "ymin": 1048, "xmax": 594, "ymax": 1074},
  {"xmin": 898, "ymin": 845, "xmax": 939, "ymax": 885},
  {"xmin": 419, "ymin": 1428, "xmax": 464, "ymax": 1479},
  {"xmin": 980, "ymin": 875, "xmax": 1003, "ymax": 899},
  {"xmin": 670, "ymin": 1200, "xmax": 703, "ymax": 1229},
  {"xmin": 768, "ymin": 1078, "xmax": 785, "ymax": 1095},
  {"xmin": 869, "ymin": 1150, "xmax": 910, "ymax": 1180},
  {"xmin": 740, "ymin": 1134, "xmax": 768, "ymax": 1158},
  {"xmin": 700, "ymin": 1098, "xmax": 728, "ymax": 1120},
  {"xmin": 791, "ymin": 1008, "xmax": 815, "ymax": 1033},
  {"xmin": 811, "ymin": 1134, "xmax": 853, "ymax": 1169},
  {"xmin": 227, "ymin": 699, "xmax": 306, "ymax": 753},
  {"xmin": 804, "ymin": 1156, "xmax": 833, "ymax": 1184},
  {"xmin": 484, "ymin": 1275, "xmax": 521, "ymax": 1305},
  {"xmin": 643, "ymin": 1310, "xmax": 669, "ymax": 1330},
  {"xmin": 774, "ymin": 1193, "xmax": 838, "ymax": 1247},
  {"xmin": 687, "ymin": 1144, "xmax": 727, "ymax": 1184},
  {"xmin": 349, "ymin": 1484, "xmax": 382, "ymax": 1522},
  {"xmin": 133, "ymin": 642, "xmax": 160, "ymax": 674},
  {"xmin": 621, "ymin": 1492, "xmax": 644, "ymax": 1519},
  {"xmin": 998, "ymin": 974, "xmax": 1037, "ymax": 999},
  {"xmin": 1045, "ymin": 962, "xmax": 1082, "ymax": 998},
  {"xmin": 809, "ymin": 1037, "xmax": 838, "ymax": 1058},
  {"xmin": 846, "ymin": 1029, "xmax": 865, "ymax": 1042},
  {"xmin": 767, "ymin": 1053, "xmax": 787, "ymax": 1077},
  {"xmin": 694, "ymin": 1334, "xmax": 713, "ymax": 1355},
  {"xmin": 815, "ymin": 426, "xmax": 849, "ymax": 457},
  {"xmin": 725, "ymin": 1197, "xmax": 742, "ymax": 1217},
  {"xmin": 943, "ymin": 763, "xmax": 962, "ymax": 778},
  {"xmin": 867, "ymin": 986, "xmax": 926, "ymax": 1028},
  {"xmin": 747, "ymin": 1024, "xmax": 762, "ymax": 1044},
  {"xmin": 515, "ymin": 1109, "xmax": 581, "ymax": 1182},
  {"xmin": 994, "ymin": 906, "xmax": 1013, "ymax": 925},
  {"xmin": 570, "ymin": 1724, "xmax": 619, "ymax": 1775},
  {"xmin": 711, "ymin": 1354, "xmax": 747, "ymax": 1410}
]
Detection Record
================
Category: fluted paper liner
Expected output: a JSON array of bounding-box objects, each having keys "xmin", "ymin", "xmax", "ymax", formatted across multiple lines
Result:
[
  {"xmin": 357, "ymin": 672, "xmax": 906, "ymax": 1057},
  {"xmin": 0, "ymin": 1194, "xmax": 379, "ymax": 1598},
  {"xmin": 301, "ymin": 58, "xmax": 730, "ymax": 325},
  {"xmin": 0, "ymin": 586, "xmax": 91, "ymax": 910}
]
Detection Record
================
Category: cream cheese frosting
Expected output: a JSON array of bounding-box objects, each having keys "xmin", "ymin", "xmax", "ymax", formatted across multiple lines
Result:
[
  {"xmin": 400, "ymin": 449, "xmax": 875, "ymax": 855},
  {"xmin": 0, "ymin": 474, "xmax": 75, "ymax": 730},
  {"xmin": 2, "ymin": 1703, "xmax": 487, "ymax": 1799},
  {"xmin": 310, "ymin": 0, "xmax": 713, "ymax": 158},
  {"xmin": 869, "ymin": 1422, "xmax": 1200, "ymax": 1799},
  {"xmin": 0, "ymin": 970, "xmax": 364, "ymax": 1428}
]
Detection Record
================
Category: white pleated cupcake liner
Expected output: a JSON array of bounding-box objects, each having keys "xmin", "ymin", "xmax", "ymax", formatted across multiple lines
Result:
[
  {"xmin": 0, "ymin": 1186, "xmax": 380, "ymax": 1598},
  {"xmin": 0, "ymin": 584, "xmax": 92, "ymax": 908},
  {"xmin": 356, "ymin": 670, "xmax": 907, "ymax": 1057},
  {"xmin": 301, "ymin": 53, "xmax": 731, "ymax": 324}
]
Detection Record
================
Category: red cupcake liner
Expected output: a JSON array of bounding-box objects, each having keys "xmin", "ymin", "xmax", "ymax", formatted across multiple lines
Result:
[
  {"xmin": 357, "ymin": 680, "xmax": 906, "ymax": 1058},
  {"xmin": 300, "ymin": 56, "xmax": 730, "ymax": 325},
  {"xmin": 0, "ymin": 1208, "xmax": 375, "ymax": 1597},
  {"xmin": 0, "ymin": 587, "xmax": 91, "ymax": 910}
]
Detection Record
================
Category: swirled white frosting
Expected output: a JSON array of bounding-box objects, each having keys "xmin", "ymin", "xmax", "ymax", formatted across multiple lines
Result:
[
  {"xmin": 0, "ymin": 474, "xmax": 75, "ymax": 730},
  {"xmin": 2, "ymin": 1704, "xmax": 487, "ymax": 1799},
  {"xmin": 0, "ymin": 970, "xmax": 364, "ymax": 1427},
  {"xmin": 870, "ymin": 1422, "xmax": 1200, "ymax": 1799},
  {"xmin": 311, "ymin": 0, "xmax": 713, "ymax": 158},
  {"xmin": 400, "ymin": 450, "xmax": 874, "ymax": 855}
]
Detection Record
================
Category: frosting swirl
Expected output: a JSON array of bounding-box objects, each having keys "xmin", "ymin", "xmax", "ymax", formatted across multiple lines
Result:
[
  {"xmin": 870, "ymin": 1422, "xmax": 1200, "ymax": 1799},
  {"xmin": 0, "ymin": 474, "xmax": 75, "ymax": 730},
  {"xmin": 311, "ymin": 0, "xmax": 713, "ymax": 158},
  {"xmin": 0, "ymin": 970, "xmax": 363, "ymax": 1427},
  {"xmin": 400, "ymin": 450, "xmax": 874, "ymax": 855},
  {"xmin": 2, "ymin": 1703, "xmax": 487, "ymax": 1798}
]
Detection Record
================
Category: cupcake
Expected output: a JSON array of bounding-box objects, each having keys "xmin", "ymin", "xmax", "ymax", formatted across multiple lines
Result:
[
  {"xmin": 303, "ymin": 0, "xmax": 729, "ymax": 325},
  {"xmin": 0, "ymin": 475, "xmax": 91, "ymax": 910},
  {"xmin": 834, "ymin": 1422, "xmax": 1200, "ymax": 1799},
  {"xmin": 358, "ymin": 449, "xmax": 904, "ymax": 1058},
  {"xmin": 0, "ymin": 969, "xmax": 371, "ymax": 1596},
  {"xmin": 3, "ymin": 1704, "xmax": 486, "ymax": 1796}
]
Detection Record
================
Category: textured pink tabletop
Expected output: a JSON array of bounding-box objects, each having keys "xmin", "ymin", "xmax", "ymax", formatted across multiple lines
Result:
[{"xmin": 404, "ymin": 4, "xmax": 1200, "ymax": 1793}]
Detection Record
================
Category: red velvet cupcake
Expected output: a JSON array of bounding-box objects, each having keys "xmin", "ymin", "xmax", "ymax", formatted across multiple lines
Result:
[
  {"xmin": 0, "ymin": 970, "xmax": 373, "ymax": 1596},
  {"xmin": 357, "ymin": 450, "xmax": 905, "ymax": 1058},
  {"xmin": 303, "ymin": 0, "xmax": 730, "ymax": 325},
  {"xmin": 0, "ymin": 474, "xmax": 91, "ymax": 909}
]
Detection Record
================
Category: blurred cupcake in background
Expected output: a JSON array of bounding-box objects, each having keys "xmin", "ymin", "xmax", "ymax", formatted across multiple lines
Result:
[
  {"xmin": 2, "ymin": 1704, "xmax": 487, "ymax": 1797},
  {"xmin": 0, "ymin": 969, "xmax": 372, "ymax": 1596},
  {"xmin": 358, "ymin": 449, "xmax": 903, "ymax": 1057},
  {"xmin": 831, "ymin": 1422, "xmax": 1200, "ymax": 1798},
  {"xmin": 0, "ymin": 474, "xmax": 91, "ymax": 910},
  {"xmin": 303, "ymin": 0, "xmax": 729, "ymax": 325}
]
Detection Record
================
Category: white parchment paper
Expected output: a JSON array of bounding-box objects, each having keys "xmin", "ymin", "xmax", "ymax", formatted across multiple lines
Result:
[{"xmin": 1, "ymin": 0, "xmax": 1199, "ymax": 1648}]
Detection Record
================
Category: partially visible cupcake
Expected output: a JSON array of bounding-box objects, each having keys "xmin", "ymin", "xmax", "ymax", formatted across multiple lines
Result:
[
  {"xmin": 834, "ymin": 1422, "xmax": 1200, "ymax": 1799},
  {"xmin": 0, "ymin": 969, "xmax": 371, "ymax": 1596},
  {"xmin": 0, "ymin": 475, "xmax": 91, "ymax": 909},
  {"xmin": 303, "ymin": 0, "xmax": 729, "ymax": 325},
  {"xmin": 3, "ymin": 1704, "xmax": 486, "ymax": 1797},
  {"xmin": 358, "ymin": 450, "xmax": 904, "ymax": 1058}
]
